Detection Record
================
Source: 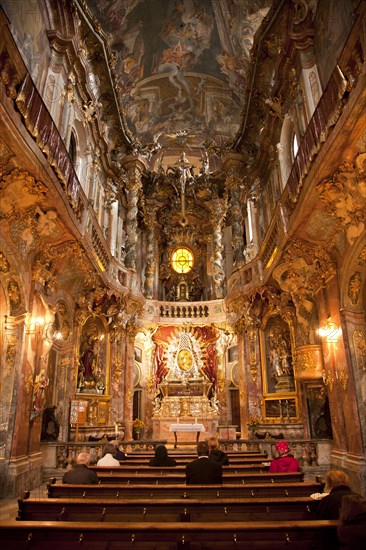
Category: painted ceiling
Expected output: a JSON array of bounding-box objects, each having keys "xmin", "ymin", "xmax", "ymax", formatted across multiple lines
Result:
[{"xmin": 83, "ymin": 0, "xmax": 272, "ymax": 164}]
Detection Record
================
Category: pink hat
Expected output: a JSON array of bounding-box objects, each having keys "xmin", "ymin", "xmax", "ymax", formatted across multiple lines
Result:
[{"xmin": 275, "ymin": 440, "xmax": 289, "ymax": 455}]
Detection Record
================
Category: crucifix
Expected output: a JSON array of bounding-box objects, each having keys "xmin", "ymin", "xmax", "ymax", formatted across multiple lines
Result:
[{"xmin": 170, "ymin": 152, "xmax": 195, "ymax": 227}]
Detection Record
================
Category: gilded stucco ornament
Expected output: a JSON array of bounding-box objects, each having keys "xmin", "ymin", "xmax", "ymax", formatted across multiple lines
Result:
[
  {"xmin": 273, "ymin": 238, "xmax": 335, "ymax": 336},
  {"xmin": 0, "ymin": 251, "xmax": 10, "ymax": 273},
  {"xmin": 0, "ymin": 169, "xmax": 47, "ymax": 217},
  {"xmin": 316, "ymin": 153, "xmax": 366, "ymax": 245},
  {"xmin": 353, "ymin": 331, "xmax": 366, "ymax": 371}
]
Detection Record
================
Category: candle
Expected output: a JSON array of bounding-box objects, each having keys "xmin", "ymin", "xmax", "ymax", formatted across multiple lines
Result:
[{"xmin": 115, "ymin": 423, "xmax": 118, "ymax": 436}]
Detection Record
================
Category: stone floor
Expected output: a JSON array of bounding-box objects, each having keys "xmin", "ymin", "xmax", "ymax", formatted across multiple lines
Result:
[{"xmin": 0, "ymin": 482, "xmax": 48, "ymax": 521}]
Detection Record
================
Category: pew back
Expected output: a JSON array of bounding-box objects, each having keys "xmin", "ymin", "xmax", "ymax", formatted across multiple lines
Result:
[
  {"xmin": 0, "ymin": 519, "xmax": 339, "ymax": 549},
  {"xmin": 48, "ymin": 481, "xmax": 321, "ymax": 499},
  {"xmin": 17, "ymin": 495, "xmax": 318, "ymax": 522}
]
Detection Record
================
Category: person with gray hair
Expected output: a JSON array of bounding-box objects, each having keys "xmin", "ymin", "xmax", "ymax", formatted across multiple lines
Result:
[
  {"xmin": 185, "ymin": 441, "xmax": 222, "ymax": 485},
  {"xmin": 62, "ymin": 452, "xmax": 99, "ymax": 484},
  {"xmin": 97, "ymin": 443, "xmax": 120, "ymax": 466}
]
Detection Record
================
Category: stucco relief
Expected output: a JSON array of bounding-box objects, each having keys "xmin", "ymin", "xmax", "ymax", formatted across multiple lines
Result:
[
  {"xmin": 273, "ymin": 238, "xmax": 335, "ymax": 338},
  {"xmin": 316, "ymin": 153, "xmax": 366, "ymax": 245}
]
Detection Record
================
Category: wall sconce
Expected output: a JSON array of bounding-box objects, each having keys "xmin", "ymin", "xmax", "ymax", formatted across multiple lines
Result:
[{"xmin": 318, "ymin": 321, "xmax": 342, "ymax": 343}]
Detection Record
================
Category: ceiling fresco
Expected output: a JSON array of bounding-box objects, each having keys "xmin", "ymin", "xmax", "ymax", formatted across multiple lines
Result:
[{"xmin": 83, "ymin": 0, "xmax": 272, "ymax": 159}]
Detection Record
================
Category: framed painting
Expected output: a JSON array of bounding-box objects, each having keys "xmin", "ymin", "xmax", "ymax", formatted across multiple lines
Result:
[{"xmin": 260, "ymin": 313, "xmax": 296, "ymax": 396}]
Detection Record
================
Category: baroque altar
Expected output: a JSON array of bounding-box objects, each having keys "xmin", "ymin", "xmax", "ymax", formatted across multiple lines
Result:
[{"xmin": 152, "ymin": 329, "xmax": 219, "ymax": 442}]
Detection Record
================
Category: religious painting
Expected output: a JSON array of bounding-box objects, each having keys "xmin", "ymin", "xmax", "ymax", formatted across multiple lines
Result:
[
  {"xmin": 264, "ymin": 398, "xmax": 298, "ymax": 420},
  {"xmin": 77, "ymin": 316, "xmax": 107, "ymax": 394},
  {"xmin": 260, "ymin": 314, "xmax": 295, "ymax": 396}
]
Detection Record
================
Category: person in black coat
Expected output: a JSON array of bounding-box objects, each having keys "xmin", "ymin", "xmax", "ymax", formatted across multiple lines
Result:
[
  {"xmin": 208, "ymin": 436, "xmax": 229, "ymax": 466},
  {"xmin": 62, "ymin": 452, "xmax": 99, "ymax": 484},
  {"xmin": 186, "ymin": 441, "xmax": 223, "ymax": 485},
  {"xmin": 338, "ymin": 493, "xmax": 366, "ymax": 549},
  {"xmin": 149, "ymin": 444, "xmax": 177, "ymax": 466},
  {"xmin": 315, "ymin": 470, "xmax": 355, "ymax": 519}
]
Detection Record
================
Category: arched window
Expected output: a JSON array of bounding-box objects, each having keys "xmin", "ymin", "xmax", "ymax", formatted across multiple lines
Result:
[
  {"xmin": 171, "ymin": 247, "xmax": 194, "ymax": 274},
  {"xmin": 293, "ymin": 132, "xmax": 299, "ymax": 159},
  {"xmin": 68, "ymin": 132, "xmax": 76, "ymax": 164}
]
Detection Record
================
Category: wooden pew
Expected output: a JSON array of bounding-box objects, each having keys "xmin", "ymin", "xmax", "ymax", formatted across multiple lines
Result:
[
  {"xmin": 120, "ymin": 453, "xmax": 271, "ymax": 466},
  {"xmin": 84, "ymin": 470, "xmax": 304, "ymax": 484},
  {"xmin": 0, "ymin": 519, "xmax": 339, "ymax": 549},
  {"xmin": 48, "ymin": 480, "xmax": 321, "ymax": 499},
  {"xmin": 90, "ymin": 463, "xmax": 271, "ymax": 475},
  {"xmin": 17, "ymin": 495, "xmax": 318, "ymax": 522}
]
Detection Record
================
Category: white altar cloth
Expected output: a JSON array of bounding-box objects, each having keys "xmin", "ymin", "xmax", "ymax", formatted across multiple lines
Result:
[
  {"xmin": 169, "ymin": 423, "xmax": 205, "ymax": 432},
  {"xmin": 169, "ymin": 423, "xmax": 205, "ymax": 448}
]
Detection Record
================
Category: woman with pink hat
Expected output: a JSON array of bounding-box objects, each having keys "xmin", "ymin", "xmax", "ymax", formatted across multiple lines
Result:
[{"xmin": 269, "ymin": 440, "xmax": 300, "ymax": 473}]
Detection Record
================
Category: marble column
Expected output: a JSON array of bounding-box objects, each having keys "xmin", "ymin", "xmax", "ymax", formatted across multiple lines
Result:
[
  {"xmin": 234, "ymin": 318, "xmax": 249, "ymax": 439},
  {"xmin": 121, "ymin": 156, "xmax": 146, "ymax": 271},
  {"xmin": 123, "ymin": 321, "xmax": 139, "ymax": 440}
]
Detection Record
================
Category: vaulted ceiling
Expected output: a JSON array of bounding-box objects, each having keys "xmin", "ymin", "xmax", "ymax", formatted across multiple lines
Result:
[{"xmin": 80, "ymin": 0, "xmax": 273, "ymax": 169}]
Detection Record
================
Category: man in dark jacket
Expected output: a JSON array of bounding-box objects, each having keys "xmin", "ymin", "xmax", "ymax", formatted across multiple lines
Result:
[
  {"xmin": 62, "ymin": 452, "xmax": 99, "ymax": 484},
  {"xmin": 186, "ymin": 441, "xmax": 222, "ymax": 484}
]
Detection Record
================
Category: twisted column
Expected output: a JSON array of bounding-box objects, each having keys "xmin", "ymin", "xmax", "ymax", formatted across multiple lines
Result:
[
  {"xmin": 121, "ymin": 156, "xmax": 145, "ymax": 271},
  {"xmin": 210, "ymin": 198, "xmax": 227, "ymax": 299},
  {"xmin": 143, "ymin": 201, "xmax": 159, "ymax": 299},
  {"xmin": 224, "ymin": 154, "xmax": 246, "ymax": 267}
]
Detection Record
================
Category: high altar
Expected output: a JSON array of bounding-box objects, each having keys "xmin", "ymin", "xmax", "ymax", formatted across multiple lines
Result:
[{"xmin": 152, "ymin": 329, "xmax": 219, "ymax": 443}]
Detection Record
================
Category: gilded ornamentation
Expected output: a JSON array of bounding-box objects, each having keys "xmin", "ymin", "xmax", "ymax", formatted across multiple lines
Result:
[
  {"xmin": 273, "ymin": 238, "xmax": 335, "ymax": 333},
  {"xmin": 322, "ymin": 369, "xmax": 334, "ymax": 391},
  {"xmin": 7, "ymin": 279, "xmax": 21, "ymax": 311},
  {"xmin": 348, "ymin": 271, "xmax": 362, "ymax": 305},
  {"xmin": 0, "ymin": 169, "xmax": 47, "ymax": 217},
  {"xmin": 0, "ymin": 251, "xmax": 10, "ymax": 273},
  {"xmin": 316, "ymin": 154, "xmax": 366, "ymax": 245},
  {"xmin": 5, "ymin": 333, "xmax": 17, "ymax": 374},
  {"xmin": 294, "ymin": 345, "xmax": 324, "ymax": 381},
  {"xmin": 353, "ymin": 330, "xmax": 366, "ymax": 371}
]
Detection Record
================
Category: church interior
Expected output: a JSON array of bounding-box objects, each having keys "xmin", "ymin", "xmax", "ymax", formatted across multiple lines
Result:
[{"xmin": 0, "ymin": 0, "xmax": 365, "ymax": 515}]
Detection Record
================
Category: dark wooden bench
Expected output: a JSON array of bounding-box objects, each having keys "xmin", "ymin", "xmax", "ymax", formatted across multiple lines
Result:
[
  {"xmin": 0, "ymin": 519, "xmax": 339, "ymax": 549},
  {"xmin": 116, "ymin": 457, "xmax": 270, "ymax": 467},
  {"xmin": 48, "ymin": 480, "xmax": 321, "ymax": 499},
  {"xmin": 17, "ymin": 495, "xmax": 318, "ymax": 522},
  {"xmin": 90, "ymin": 463, "xmax": 270, "ymax": 475},
  {"xmin": 84, "ymin": 470, "xmax": 304, "ymax": 484}
]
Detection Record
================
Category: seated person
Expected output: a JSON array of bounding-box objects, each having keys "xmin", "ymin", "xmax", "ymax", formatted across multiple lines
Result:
[
  {"xmin": 62, "ymin": 452, "xmax": 98, "ymax": 484},
  {"xmin": 337, "ymin": 493, "xmax": 366, "ymax": 549},
  {"xmin": 208, "ymin": 436, "xmax": 229, "ymax": 465},
  {"xmin": 148, "ymin": 444, "xmax": 177, "ymax": 467},
  {"xmin": 315, "ymin": 470, "xmax": 355, "ymax": 519},
  {"xmin": 185, "ymin": 441, "xmax": 223, "ymax": 485},
  {"xmin": 269, "ymin": 440, "xmax": 300, "ymax": 473},
  {"xmin": 111, "ymin": 439, "xmax": 127, "ymax": 461},
  {"xmin": 97, "ymin": 443, "xmax": 120, "ymax": 466}
]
